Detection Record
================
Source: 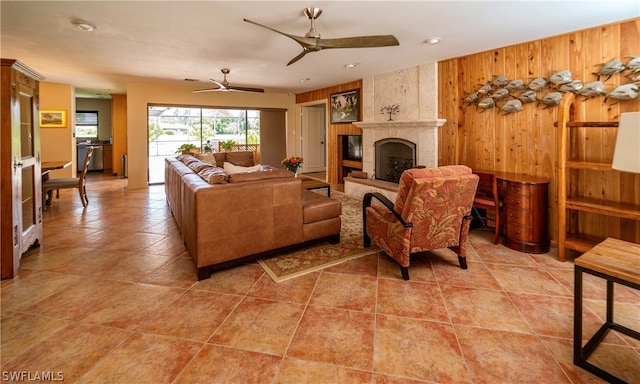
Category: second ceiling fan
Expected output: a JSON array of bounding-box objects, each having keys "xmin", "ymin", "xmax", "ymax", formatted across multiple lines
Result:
[
  {"xmin": 193, "ymin": 68, "xmax": 265, "ymax": 93},
  {"xmin": 244, "ymin": 7, "xmax": 399, "ymax": 66}
]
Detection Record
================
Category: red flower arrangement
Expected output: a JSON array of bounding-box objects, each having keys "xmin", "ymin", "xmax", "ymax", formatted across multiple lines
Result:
[{"xmin": 281, "ymin": 156, "xmax": 304, "ymax": 173}]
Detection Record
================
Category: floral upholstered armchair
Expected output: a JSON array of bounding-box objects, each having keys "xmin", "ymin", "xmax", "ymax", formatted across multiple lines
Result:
[{"xmin": 363, "ymin": 166, "xmax": 479, "ymax": 280}]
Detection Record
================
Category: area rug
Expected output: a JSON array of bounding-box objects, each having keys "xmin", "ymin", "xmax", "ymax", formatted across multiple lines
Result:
[{"xmin": 258, "ymin": 190, "xmax": 380, "ymax": 282}]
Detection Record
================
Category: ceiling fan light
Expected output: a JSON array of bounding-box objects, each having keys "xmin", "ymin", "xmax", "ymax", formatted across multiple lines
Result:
[
  {"xmin": 345, "ymin": 63, "xmax": 358, "ymax": 69},
  {"xmin": 72, "ymin": 20, "xmax": 96, "ymax": 32}
]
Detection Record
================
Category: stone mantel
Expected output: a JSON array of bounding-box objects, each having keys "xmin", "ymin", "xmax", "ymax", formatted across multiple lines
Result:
[{"xmin": 354, "ymin": 119, "xmax": 446, "ymax": 130}]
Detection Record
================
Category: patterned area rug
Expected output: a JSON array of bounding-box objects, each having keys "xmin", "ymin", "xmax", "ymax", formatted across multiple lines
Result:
[{"xmin": 258, "ymin": 190, "xmax": 380, "ymax": 282}]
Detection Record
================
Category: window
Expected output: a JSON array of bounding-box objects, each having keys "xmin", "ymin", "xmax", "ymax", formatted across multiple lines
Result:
[{"xmin": 76, "ymin": 111, "xmax": 98, "ymax": 139}]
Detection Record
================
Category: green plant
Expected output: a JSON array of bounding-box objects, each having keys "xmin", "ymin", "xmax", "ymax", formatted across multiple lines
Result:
[
  {"xmin": 203, "ymin": 140, "xmax": 212, "ymax": 152},
  {"xmin": 220, "ymin": 140, "xmax": 236, "ymax": 150},
  {"xmin": 175, "ymin": 143, "xmax": 198, "ymax": 154}
]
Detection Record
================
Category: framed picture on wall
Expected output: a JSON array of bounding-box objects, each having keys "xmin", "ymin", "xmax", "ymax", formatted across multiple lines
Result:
[
  {"xmin": 330, "ymin": 89, "xmax": 359, "ymax": 124},
  {"xmin": 39, "ymin": 110, "xmax": 66, "ymax": 128}
]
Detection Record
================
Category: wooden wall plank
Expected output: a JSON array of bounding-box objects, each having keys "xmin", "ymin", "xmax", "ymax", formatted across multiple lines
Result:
[{"xmin": 438, "ymin": 18, "xmax": 640, "ymax": 244}]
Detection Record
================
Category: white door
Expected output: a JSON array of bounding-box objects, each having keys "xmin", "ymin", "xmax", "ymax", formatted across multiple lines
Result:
[{"xmin": 301, "ymin": 105, "xmax": 326, "ymax": 173}]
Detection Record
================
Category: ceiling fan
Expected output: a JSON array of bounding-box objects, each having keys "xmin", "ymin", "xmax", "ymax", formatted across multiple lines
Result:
[
  {"xmin": 193, "ymin": 68, "xmax": 265, "ymax": 93},
  {"xmin": 244, "ymin": 7, "xmax": 399, "ymax": 66}
]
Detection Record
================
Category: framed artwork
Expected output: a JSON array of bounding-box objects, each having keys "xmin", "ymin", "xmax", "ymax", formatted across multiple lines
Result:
[
  {"xmin": 330, "ymin": 89, "xmax": 359, "ymax": 124},
  {"xmin": 39, "ymin": 110, "xmax": 66, "ymax": 128}
]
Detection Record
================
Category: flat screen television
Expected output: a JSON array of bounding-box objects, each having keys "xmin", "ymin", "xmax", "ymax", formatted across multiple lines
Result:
[{"xmin": 342, "ymin": 135, "xmax": 363, "ymax": 161}]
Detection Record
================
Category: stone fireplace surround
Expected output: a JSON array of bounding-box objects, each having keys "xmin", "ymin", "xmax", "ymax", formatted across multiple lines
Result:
[
  {"xmin": 354, "ymin": 119, "xmax": 445, "ymax": 180},
  {"xmin": 344, "ymin": 119, "xmax": 445, "ymax": 200}
]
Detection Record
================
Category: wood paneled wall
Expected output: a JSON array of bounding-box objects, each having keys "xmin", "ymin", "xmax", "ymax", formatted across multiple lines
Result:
[
  {"xmin": 297, "ymin": 80, "xmax": 362, "ymax": 184},
  {"xmin": 437, "ymin": 18, "xmax": 640, "ymax": 243}
]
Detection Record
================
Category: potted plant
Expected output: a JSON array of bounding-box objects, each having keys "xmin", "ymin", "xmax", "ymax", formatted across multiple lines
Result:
[
  {"xmin": 175, "ymin": 143, "xmax": 198, "ymax": 154},
  {"xmin": 220, "ymin": 140, "xmax": 236, "ymax": 151},
  {"xmin": 203, "ymin": 140, "xmax": 212, "ymax": 152}
]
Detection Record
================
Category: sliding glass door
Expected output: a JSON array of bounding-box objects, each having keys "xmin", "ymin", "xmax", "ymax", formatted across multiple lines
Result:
[{"xmin": 147, "ymin": 105, "xmax": 260, "ymax": 184}]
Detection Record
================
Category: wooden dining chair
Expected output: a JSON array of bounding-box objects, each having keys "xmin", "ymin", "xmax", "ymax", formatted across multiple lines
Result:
[
  {"xmin": 472, "ymin": 171, "xmax": 502, "ymax": 244},
  {"xmin": 43, "ymin": 147, "xmax": 93, "ymax": 209}
]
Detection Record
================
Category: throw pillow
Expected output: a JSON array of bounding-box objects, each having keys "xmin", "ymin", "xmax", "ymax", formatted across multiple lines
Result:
[
  {"xmin": 198, "ymin": 167, "xmax": 228, "ymax": 184},
  {"xmin": 223, "ymin": 161, "xmax": 262, "ymax": 174},
  {"xmin": 194, "ymin": 152, "xmax": 216, "ymax": 165}
]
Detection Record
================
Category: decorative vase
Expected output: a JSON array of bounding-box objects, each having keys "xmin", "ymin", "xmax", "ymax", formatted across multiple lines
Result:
[{"xmin": 294, "ymin": 169, "xmax": 298, "ymax": 178}]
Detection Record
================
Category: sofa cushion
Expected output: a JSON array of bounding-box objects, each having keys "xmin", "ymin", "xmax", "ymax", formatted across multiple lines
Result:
[
  {"xmin": 213, "ymin": 152, "xmax": 227, "ymax": 167},
  {"xmin": 301, "ymin": 190, "xmax": 342, "ymax": 224},
  {"xmin": 228, "ymin": 167, "xmax": 293, "ymax": 183},
  {"xmin": 223, "ymin": 162, "xmax": 262, "ymax": 174},
  {"xmin": 187, "ymin": 160, "xmax": 214, "ymax": 173},
  {"xmin": 194, "ymin": 152, "xmax": 216, "ymax": 165},
  {"xmin": 225, "ymin": 151, "xmax": 254, "ymax": 166},
  {"xmin": 198, "ymin": 167, "xmax": 228, "ymax": 184}
]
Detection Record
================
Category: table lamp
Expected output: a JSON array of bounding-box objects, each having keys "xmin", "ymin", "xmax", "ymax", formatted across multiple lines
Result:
[{"xmin": 612, "ymin": 112, "xmax": 640, "ymax": 173}]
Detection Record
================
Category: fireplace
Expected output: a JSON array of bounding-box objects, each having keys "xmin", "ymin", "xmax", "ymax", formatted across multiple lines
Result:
[
  {"xmin": 375, "ymin": 138, "xmax": 416, "ymax": 183},
  {"xmin": 354, "ymin": 119, "xmax": 446, "ymax": 182}
]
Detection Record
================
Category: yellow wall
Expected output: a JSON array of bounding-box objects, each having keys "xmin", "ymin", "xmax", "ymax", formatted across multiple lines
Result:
[
  {"xmin": 39, "ymin": 82, "xmax": 75, "ymax": 177},
  {"xmin": 125, "ymin": 82, "xmax": 296, "ymax": 189}
]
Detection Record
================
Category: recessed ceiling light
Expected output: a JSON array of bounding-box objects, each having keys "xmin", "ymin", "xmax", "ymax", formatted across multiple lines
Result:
[
  {"xmin": 300, "ymin": 78, "xmax": 310, "ymax": 83},
  {"xmin": 424, "ymin": 37, "xmax": 442, "ymax": 45},
  {"xmin": 344, "ymin": 63, "xmax": 358, "ymax": 69},
  {"xmin": 72, "ymin": 20, "xmax": 96, "ymax": 32}
]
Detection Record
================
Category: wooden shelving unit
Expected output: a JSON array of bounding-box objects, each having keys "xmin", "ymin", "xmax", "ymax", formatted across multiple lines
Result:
[{"xmin": 556, "ymin": 93, "xmax": 640, "ymax": 261}]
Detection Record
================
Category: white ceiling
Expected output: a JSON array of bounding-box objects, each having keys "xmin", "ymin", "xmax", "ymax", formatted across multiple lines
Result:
[{"xmin": 2, "ymin": 1, "xmax": 638, "ymax": 97}]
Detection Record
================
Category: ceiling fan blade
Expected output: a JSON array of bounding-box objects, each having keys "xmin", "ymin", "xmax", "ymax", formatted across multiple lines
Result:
[
  {"xmin": 228, "ymin": 86, "xmax": 265, "ymax": 93},
  {"xmin": 287, "ymin": 50, "xmax": 310, "ymax": 66},
  {"xmin": 244, "ymin": 18, "xmax": 317, "ymax": 49},
  {"xmin": 317, "ymin": 35, "xmax": 399, "ymax": 49},
  {"xmin": 192, "ymin": 88, "xmax": 219, "ymax": 94}
]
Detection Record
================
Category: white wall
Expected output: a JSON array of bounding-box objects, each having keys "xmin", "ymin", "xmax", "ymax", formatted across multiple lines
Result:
[{"xmin": 126, "ymin": 82, "xmax": 296, "ymax": 189}]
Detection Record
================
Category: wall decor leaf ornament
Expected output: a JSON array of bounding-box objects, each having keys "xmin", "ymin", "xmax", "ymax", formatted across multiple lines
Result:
[
  {"xmin": 593, "ymin": 59, "xmax": 626, "ymax": 81},
  {"xmin": 460, "ymin": 56, "xmax": 640, "ymax": 113},
  {"xmin": 499, "ymin": 99, "xmax": 523, "ymax": 115},
  {"xmin": 605, "ymin": 83, "xmax": 640, "ymax": 104},
  {"xmin": 538, "ymin": 92, "xmax": 563, "ymax": 108},
  {"xmin": 549, "ymin": 70, "xmax": 573, "ymax": 86},
  {"xmin": 527, "ymin": 77, "xmax": 548, "ymax": 91},
  {"xmin": 476, "ymin": 97, "xmax": 495, "ymax": 112},
  {"xmin": 577, "ymin": 81, "xmax": 606, "ymax": 101}
]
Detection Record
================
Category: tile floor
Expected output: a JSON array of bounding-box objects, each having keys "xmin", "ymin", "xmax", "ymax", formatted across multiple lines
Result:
[{"xmin": 2, "ymin": 173, "xmax": 639, "ymax": 383}]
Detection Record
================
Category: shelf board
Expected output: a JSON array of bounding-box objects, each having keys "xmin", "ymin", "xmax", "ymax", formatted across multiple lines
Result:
[
  {"xmin": 565, "ymin": 161, "xmax": 612, "ymax": 171},
  {"xmin": 566, "ymin": 196, "xmax": 640, "ymax": 220},
  {"xmin": 564, "ymin": 121, "xmax": 619, "ymax": 128},
  {"xmin": 564, "ymin": 233, "xmax": 605, "ymax": 253},
  {"xmin": 341, "ymin": 159, "xmax": 362, "ymax": 169}
]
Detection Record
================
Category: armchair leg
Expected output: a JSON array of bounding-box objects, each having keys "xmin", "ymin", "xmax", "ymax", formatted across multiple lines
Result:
[
  {"xmin": 401, "ymin": 266, "xmax": 410, "ymax": 280},
  {"xmin": 458, "ymin": 255, "xmax": 468, "ymax": 269}
]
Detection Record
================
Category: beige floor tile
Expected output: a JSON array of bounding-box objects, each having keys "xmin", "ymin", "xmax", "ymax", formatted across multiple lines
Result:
[
  {"xmin": 377, "ymin": 278, "xmax": 449, "ymax": 322},
  {"xmin": 1, "ymin": 312, "xmax": 70, "ymax": 364},
  {"xmin": 139, "ymin": 290, "xmax": 242, "ymax": 341},
  {"xmin": 440, "ymin": 285, "xmax": 533, "ymax": 333},
  {"xmin": 324, "ymin": 252, "xmax": 380, "ymax": 277},
  {"xmin": 374, "ymin": 314, "xmax": 470, "ymax": 383},
  {"xmin": 247, "ymin": 271, "xmax": 320, "ymax": 304},
  {"xmin": 192, "ymin": 263, "xmax": 264, "ymax": 295},
  {"xmin": 486, "ymin": 264, "xmax": 572, "ymax": 296},
  {"xmin": 209, "ymin": 297, "xmax": 304, "ymax": 356},
  {"xmin": 288, "ymin": 306, "xmax": 375, "ymax": 370},
  {"xmin": 275, "ymin": 358, "xmax": 373, "ymax": 383},
  {"xmin": 310, "ymin": 272, "xmax": 377, "ymax": 312},
  {"xmin": 175, "ymin": 344, "xmax": 281, "ymax": 384},
  {"xmin": 2, "ymin": 323, "xmax": 132, "ymax": 382},
  {"xmin": 76, "ymin": 332, "xmax": 200, "ymax": 383},
  {"xmin": 432, "ymin": 260, "xmax": 502, "ymax": 290},
  {"xmin": 454, "ymin": 325, "xmax": 571, "ymax": 383}
]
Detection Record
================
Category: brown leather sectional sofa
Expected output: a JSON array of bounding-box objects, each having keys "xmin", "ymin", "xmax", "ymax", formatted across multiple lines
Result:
[{"xmin": 165, "ymin": 152, "xmax": 342, "ymax": 280}]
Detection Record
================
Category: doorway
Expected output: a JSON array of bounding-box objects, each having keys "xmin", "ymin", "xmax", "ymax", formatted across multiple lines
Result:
[{"xmin": 300, "ymin": 102, "xmax": 327, "ymax": 174}]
